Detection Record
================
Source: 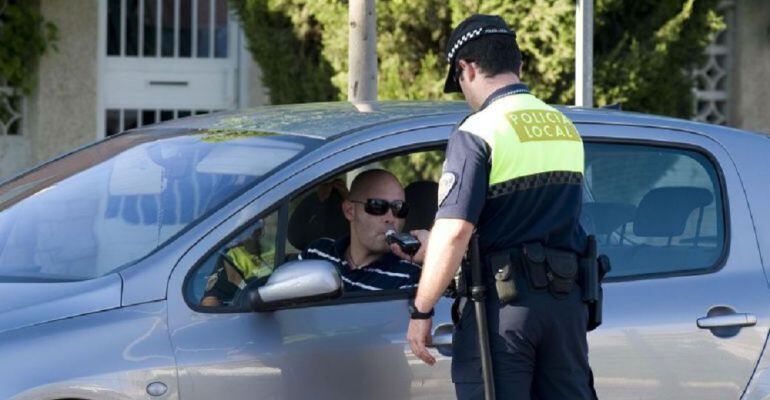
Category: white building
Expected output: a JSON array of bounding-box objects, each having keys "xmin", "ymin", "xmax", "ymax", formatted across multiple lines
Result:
[{"xmin": 0, "ymin": 0, "xmax": 268, "ymax": 179}]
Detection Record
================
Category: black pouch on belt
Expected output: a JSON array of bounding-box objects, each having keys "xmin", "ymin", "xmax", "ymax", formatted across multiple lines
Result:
[
  {"xmin": 545, "ymin": 248, "xmax": 578, "ymax": 296},
  {"xmin": 491, "ymin": 252, "xmax": 518, "ymax": 304},
  {"xmin": 523, "ymin": 242, "xmax": 549, "ymax": 290}
]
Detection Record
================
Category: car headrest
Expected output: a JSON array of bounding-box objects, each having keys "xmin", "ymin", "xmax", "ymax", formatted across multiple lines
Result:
[
  {"xmin": 404, "ymin": 180, "xmax": 439, "ymax": 231},
  {"xmin": 633, "ymin": 187, "xmax": 713, "ymax": 237},
  {"xmin": 582, "ymin": 202, "xmax": 636, "ymax": 235},
  {"xmin": 288, "ymin": 188, "xmax": 349, "ymax": 250}
]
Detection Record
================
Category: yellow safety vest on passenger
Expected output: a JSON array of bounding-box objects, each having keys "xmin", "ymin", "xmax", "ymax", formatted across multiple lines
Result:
[{"xmin": 226, "ymin": 245, "xmax": 273, "ymax": 280}]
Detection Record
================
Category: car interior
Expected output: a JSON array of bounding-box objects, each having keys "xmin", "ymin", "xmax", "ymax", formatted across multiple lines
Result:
[
  {"xmin": 285, "ymin": 179, "xmax": 439, "ymax": 259},
  {"xmin": 188, "ymin": 149, "xmax": 444, "ymax": 308},
  {"xmin": 581, "ymin": 143, "xmax": 725, "ymax": 279},
  {"xmin": 582, "ymin": 186, "xmax": 721, "ymax": 276}
]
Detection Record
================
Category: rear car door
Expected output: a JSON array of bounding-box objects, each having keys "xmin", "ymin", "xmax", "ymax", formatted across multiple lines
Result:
[
  {"xmin": 581, "ymin": 124, "xmax": 768, "ymax": 399},
  {"xmin": 166, "ymin": 124, "xmax": 457, "ymax": 399}
]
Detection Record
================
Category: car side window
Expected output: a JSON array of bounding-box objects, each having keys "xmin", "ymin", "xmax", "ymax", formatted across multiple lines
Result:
[
  {"xmin": 583, "ymin": 143, "xmax": 725, "ymax": 278},
  {"xmin": 188, "ymin": 210, "xmax": 280, "ymax": 308},
  {"xmin": 187, "ymin": 148, "xmax": 445, "ymax": 309}
]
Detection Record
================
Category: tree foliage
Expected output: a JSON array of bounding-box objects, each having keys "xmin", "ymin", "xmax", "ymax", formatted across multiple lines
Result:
[
  {"xmin": 0, "ymin": 0, "xmax": 58, "ymax": 94},
  {"xmin": 232, "ymin": 0, "xmax": 722, "ymax": 112},
  {"xmin": 231, "ymin": 0, "xmax": 723, "ymax": 180}
]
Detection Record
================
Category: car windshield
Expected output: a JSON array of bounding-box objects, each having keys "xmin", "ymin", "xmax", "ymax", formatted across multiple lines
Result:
[{"xmin": 0, "ymin": 129, "xmax": 317, "ymax": 281}]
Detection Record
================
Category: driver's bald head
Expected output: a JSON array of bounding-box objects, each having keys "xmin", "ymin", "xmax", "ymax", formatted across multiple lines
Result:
[{"xmin": 348, "ymin": 169, "xmax": 403, "ymax": 200}]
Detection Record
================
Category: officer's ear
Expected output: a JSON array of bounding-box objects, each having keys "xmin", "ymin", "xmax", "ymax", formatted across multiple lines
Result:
[{"xmin": 457, "ymin": 59, "xmax": 476, "ymax": 83}]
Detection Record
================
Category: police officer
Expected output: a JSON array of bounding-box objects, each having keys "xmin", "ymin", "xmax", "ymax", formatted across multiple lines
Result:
[{"xmin": 406, "ymin": 14, "xmax": 596, "ymax": 399}]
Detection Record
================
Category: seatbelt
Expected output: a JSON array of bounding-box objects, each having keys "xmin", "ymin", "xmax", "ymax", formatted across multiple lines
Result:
[{"xmin": 468, "ymin": 233, "xmax": 496, "ymax": 400}]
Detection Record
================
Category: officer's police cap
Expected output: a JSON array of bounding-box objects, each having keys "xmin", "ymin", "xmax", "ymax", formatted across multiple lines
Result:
[{"xmin": 443, "ymin": 14, "xmax": 517, "ymax": 94}]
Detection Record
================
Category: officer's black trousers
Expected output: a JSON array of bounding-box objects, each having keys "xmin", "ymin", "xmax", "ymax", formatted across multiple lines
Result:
[{"xmin": 451, "ymin": 270, "xmax": 596, "ymax": 400}]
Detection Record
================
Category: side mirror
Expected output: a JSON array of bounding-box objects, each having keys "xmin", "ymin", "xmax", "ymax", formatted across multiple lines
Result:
[{"xmin": 249, "ymin": 260, "xmax": 343, "ymax": 312}]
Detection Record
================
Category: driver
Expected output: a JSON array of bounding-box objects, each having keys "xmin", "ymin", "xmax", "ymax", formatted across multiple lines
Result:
[{"xmin": 299, "ymin": 169, "xmax": 428, "ymax": 292}]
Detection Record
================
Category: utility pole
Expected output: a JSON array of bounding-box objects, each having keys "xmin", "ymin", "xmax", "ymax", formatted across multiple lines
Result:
[
  {"xmin": 576, "ymin": 0, "xmax": 593, "ymax": 107},
  {"xmin": 348, "ymin": 0, "xmax": 377, "ymax": 109}
]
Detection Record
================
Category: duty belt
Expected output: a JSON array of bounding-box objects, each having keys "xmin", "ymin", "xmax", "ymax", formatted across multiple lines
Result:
[{"xmin": 452, "ymin": 237, "xmax": 610, "ymax": 331}]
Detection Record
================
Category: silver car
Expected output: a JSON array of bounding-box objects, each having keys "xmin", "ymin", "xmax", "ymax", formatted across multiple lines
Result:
[{"xmin": 0, "ymin": 102, "xmax": 768, "ymax": 399}]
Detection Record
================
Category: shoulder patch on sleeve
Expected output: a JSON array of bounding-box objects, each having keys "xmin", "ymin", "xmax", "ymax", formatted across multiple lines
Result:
[{"xmin": 438, "ymin": 172, "xmax": 457, "ymax": 207}]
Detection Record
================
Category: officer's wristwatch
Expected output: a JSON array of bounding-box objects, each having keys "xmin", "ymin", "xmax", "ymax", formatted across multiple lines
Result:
[{"xmin": 408, "ymin": 298, "xmax": 434, "ymax": 320}]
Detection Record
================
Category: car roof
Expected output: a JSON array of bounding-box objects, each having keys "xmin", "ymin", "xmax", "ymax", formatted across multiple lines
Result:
[
  {"xmin": 137, "ymin": 100, "xmax": 769, "ymax": 143},
  {"xmin": 147, "ymin": 101, "xmax": 470, "ymax": 140}
]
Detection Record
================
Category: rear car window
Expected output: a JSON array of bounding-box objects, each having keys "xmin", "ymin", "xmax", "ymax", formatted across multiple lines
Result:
[{"xmin": 582, "ymin": 143, "xmax": 726, "ymax": 278}]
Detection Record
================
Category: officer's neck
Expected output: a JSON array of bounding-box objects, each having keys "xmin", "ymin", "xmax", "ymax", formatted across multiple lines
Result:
[{"xmin": 469, "ymin": 72, "xmax": 521, "ymax": 111}]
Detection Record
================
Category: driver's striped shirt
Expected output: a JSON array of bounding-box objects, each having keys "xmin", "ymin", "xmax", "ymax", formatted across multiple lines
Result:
[{"xmin": 299, "ymin": 236, "xmax": 421, "ymax": 292}]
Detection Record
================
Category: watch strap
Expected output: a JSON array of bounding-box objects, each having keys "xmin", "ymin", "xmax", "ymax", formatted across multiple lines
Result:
[{"xmin": 409, "ymin": 298, "xmax": 434, "ymax": 319}]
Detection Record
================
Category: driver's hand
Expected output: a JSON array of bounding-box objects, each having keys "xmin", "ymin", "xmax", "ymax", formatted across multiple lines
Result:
[{"xmin": 391, "ymin": 229, "xmax": 430, "ymax": 264}]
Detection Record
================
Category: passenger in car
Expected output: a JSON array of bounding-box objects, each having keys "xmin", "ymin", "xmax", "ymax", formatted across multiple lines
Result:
[
  {"xmin": 200, "ymin": 222, "xmax": 273, "ymax": 307},
  {"xmin": 299, "ymin": 169, "xmax": 428, "ymax": 292}
]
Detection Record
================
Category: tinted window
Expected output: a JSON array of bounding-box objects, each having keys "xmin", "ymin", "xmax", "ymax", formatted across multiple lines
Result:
[
  {"xmin": 582, "ymin": 143, "xmax": 725, "ymax": 278},
  {"xmin": 0, "ymin": 130, "xmax": 316, "ymax": 281}
]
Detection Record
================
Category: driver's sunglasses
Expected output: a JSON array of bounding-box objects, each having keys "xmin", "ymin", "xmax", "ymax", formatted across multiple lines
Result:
[{"xmin": 349, "ymin": 198, "xmax": 409, "ymax": 219}]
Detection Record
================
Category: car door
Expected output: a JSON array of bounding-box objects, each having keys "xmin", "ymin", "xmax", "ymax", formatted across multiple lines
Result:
[
  {"xmin": 166, "ymin": 124, "xmax": 457, "ymax": 400},
  {"xmin": 581, "ymin": 123, "xmax": 769, "ymax": 399}
]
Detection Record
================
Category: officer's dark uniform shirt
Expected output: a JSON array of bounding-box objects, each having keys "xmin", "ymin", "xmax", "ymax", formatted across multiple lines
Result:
[
  {"xmin": 436, "ymin": 83, "xmax": 586, "ymax": 254},
  {"xmin": 299, "ymin": 236, "xmax": 421, "ymax": 291}
]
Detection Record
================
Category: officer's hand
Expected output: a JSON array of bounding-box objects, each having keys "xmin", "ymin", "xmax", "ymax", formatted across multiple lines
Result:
[
  {"xmin": 407, "ymin": 317, "xmax": 436, "ymax": 365},
  {"xmin": 391, "ymin": 229, "xmax": 430, "ymax": 264}
]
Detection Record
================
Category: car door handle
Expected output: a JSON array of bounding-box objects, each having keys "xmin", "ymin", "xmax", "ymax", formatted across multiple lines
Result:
[
  {"xmin": 427, "ymin": 323, "xmax": 454, "ymax": 357},
  {"xmin": 697, "ymin": 313, "xmax": 757, "ymax": 329},
  {"xmin": 428, "ymin": 332, "xmax": 453, "ymax": 347},
  {"xmin": 148, "ymin": 80, "xmax": 189, "ymax": 87}
]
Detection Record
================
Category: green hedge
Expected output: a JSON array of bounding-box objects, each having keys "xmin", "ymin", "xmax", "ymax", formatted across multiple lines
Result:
[
  {"xmin": 232, "ymin": 0, "xmax": 723, "ymax": 118},
  {"xmin": 0, "ymin": 1, "xmax": 58, "ymax": 95}
]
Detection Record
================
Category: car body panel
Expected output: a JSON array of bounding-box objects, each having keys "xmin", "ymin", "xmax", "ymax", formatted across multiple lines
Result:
[
  {"xmin": 707, "ymin": 131, "xmax": 770, "ymax": 280},
  {"xmin": 0, "ymin": 273, "xmax": 122, "ymax": 334},
  {"xmin": 1, "ymin": 301, "xmax": 178, "ymax": 400},
  {"xmin": 149, "ymin": 101, "xmax": 470, "ymax": 139},
  {"xmin": 580, "ymin": 123, "xmax": 768, "ymax": 399},
  {"xmin": 167, "ymin": 297, "xmax": 455, "ymax": 400}
]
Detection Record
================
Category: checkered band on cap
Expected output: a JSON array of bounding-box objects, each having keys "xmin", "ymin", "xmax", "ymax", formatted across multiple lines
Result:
[
  {"xmin": 446, "ymin": 27, "xmax": 514, "ymax": 63},
  {"xmin": 446, "ymin": 28, "xmax": 483, "ymax": 63}
]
